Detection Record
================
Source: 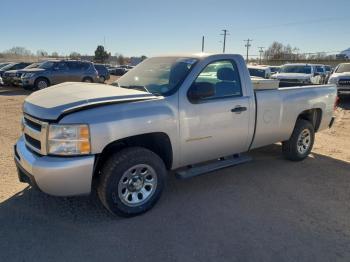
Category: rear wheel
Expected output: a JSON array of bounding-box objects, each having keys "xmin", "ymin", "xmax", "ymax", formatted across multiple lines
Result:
[
  {"xmin": 34, "ymin": 78, "xmax": 49, "ymax": 90},
  {"xmin": 97, "ymin": 147, "xmax": 167, "ymax": 217},
  {"xmin": 99, "ymin": 76, "xmax": 105, "ymax": 83},
  {"xmin": 282, "ymin": 119, "xmax": 315, "ymax": 161},
  {"xmin": 82, "ymin": 77, "xmax": 93, "ymax": 83}
]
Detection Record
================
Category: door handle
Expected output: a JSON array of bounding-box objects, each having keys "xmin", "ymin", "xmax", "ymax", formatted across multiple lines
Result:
[{"xmin": 231, "ymin": 106, "xmax": 247, "ymax": 113}]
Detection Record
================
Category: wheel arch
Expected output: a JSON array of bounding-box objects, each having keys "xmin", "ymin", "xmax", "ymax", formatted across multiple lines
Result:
[
  {"xmin": 297, "ymin": 108, "xmax": 322, "ymax": 132},
  {"xmin": 93, "ymin": 132, "xmax": 173, "ymax": 177}
]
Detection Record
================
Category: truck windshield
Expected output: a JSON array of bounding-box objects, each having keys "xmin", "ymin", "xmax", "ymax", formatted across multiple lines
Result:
[
  {"xmin": 112, "ymin": 57, "xmax": 198, "ymax": 96},
  {"xmin": 335, "ymin": 64, "xmax": 350, "ymax": 73},
  {"xmin": 248, "ymin": 68, "xmax": 266, "ymax": 78},
  {"xmin": 280, "ymin": 65, "xmax": 311, "ymax": 74}
]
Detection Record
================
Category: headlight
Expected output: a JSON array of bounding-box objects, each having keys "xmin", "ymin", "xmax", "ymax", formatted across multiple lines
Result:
[
  {"xmin": 328, "ymin": 77, "xmax": 337, "ymax": 84},
  {"xmin": 48, "ymin": 124, "xmax": 91, "ymax": 155},
  {"xmin": 23, "ymin": 73, "xmax": 36, "ymax": 78}
]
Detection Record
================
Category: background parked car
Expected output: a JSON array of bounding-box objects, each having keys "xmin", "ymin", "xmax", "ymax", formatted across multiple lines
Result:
[
  {"xmin": 247, "ymin": 65, "xmax": 271, "ymax": 79},
  {"xmin": 328, "ymin": 63, "xmax": 350, "ymax": 96},
  {"xmin": 110, "ymin": 65, "xmax": 135, "ymax": 76},
  {"xmin": 314, "ymin": 64, "xmax": 327, "ymax": 84},
  {"xmin": 0, "ymin": 62, "xmax": 31, "ymax": 79},
  {"xmin": 2, "ymin": 62, "xmax": 41, "ymax": 86},
  {"xmin": 268, "ymin": 65, "xmax": 281, "ymax": 75},
  {"xmin": 271, "ymin": 63, "xmax": 323, "ymax": 87},
  {"xmin": 21, "ymin": 60, "xmax": 99, "ymax": 90},
  {"xmin": 94, "ymin": 64, "xmax": 110, "ymax": 83}
]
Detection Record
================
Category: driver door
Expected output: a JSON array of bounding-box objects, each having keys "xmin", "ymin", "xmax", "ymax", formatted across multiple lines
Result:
[{"xmin": 179, "ymin": 59, "xmax": 252, "ymax": 166}]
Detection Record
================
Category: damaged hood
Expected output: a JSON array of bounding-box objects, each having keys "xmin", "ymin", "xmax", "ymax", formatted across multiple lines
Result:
[{"xmin": 23, "ymin": 82, "xmax": 159, "ymax": 120}]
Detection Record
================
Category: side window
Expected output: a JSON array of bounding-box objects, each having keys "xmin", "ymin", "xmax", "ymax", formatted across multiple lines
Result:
[
  {"xmin": 67, "ymin": 61, "xmax": 79, "ymax": 71},
  {"xmin": 56, "ymin": 62, "xmax": 68, "ymax": 70},
  {"xmin": 189, "ymin": 60, "xmax": 242, "ymax": 101}
]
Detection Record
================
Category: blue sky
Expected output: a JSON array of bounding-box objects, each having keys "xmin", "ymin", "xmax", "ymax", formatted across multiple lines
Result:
[{"xmin": 2, "ymin": 0, "xmax": 349, "ymax": 57}]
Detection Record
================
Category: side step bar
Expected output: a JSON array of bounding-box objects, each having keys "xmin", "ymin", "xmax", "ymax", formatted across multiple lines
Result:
[{"xmin": 175, "ymin": 154, "xmax": 252, "ymax": 179}]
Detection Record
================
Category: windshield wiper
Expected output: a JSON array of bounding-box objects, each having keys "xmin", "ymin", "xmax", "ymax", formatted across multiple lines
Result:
[{"xmin": 120, "ymin": 85, "xmax": 150, "ymax": 93}]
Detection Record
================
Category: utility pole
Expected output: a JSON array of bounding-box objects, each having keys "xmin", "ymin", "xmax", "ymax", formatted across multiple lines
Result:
[
  {"xmin": 258, "ymin": 47, "xmax": 264, "ymax": 64},
  {"xmin": 201, "ymin": 36, "xmax": 205, "ymax": 52},
  {"xmin": 244, "ymin": 39, "xmax": 253, "ymax": 62},
  {"xmin": 220, "ymin": 29, "xmax": 229, "ymax": 53}
]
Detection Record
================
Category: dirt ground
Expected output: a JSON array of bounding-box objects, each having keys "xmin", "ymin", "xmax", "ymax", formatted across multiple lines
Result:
[{"xmin": 0, "ymin": 82, "xmax": 350, "ymax": 261}]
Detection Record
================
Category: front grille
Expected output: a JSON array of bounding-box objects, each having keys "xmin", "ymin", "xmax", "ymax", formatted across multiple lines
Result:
[
  {"xmin": 338, "ymin": 79, "xmax": 350, "ymax": 86},
  {"xmin": 24, "ymin": 117, "xmax": 41, "ymax": 131},
  {"xmin": 280, "ymin": 79, "xmax": 301, "ymax": 83},
  {"xmin": 23, "ymin": 114, "xmax": 48, "ymax": 155},
  {"xmin": 24, "ymin": 134, "xmax": 41, "ymax": 149}
]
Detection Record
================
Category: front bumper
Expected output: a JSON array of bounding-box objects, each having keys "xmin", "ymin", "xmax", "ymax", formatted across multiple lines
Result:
[
  {"xmin": 20, "ymin": 77, "xmax": 36, "ymax": 87},
  {"xmin": 14, "ymin": 136, "xmax": 95, "ymax": 196},
  {"xmin": 2, "ymin": 76, "xmax": 14, "ymax": 85}
]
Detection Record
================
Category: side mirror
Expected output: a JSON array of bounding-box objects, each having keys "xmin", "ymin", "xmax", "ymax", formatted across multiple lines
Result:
[{"xmin": 188, "ymin": 82, "xmax": 215, "ymax": 102}]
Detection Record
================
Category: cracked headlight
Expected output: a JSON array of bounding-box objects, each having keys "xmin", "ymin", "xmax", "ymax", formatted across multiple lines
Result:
[{"xmin": 48, "ymin": 124, "xmax": 91, "ymax": 155}]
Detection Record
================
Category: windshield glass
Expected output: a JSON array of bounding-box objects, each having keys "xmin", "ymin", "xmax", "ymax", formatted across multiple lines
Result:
[
  {"xmin": 113, "ymin": 57, "xmax": 198, "ymax": 96},
  {"xmin": 316, "ymin": 66, "xmax": 324, "ymax": 73},
  {"xmin": 0, "ymin": 63, "xmax": 15, "ymax": 71},
  {"xmin": 248, "ymin": 68, "xmax": 266, "ymax": 78},
  {"xmin": 269, "ymin": 67, "xmax": 280, "ymax": 73},
  {"xmin": 38, "ymin": 61, "xmax": 55, "ymax": 69},
  {"xmin": 280, "ymin": 65, "xmax": 311, "ymax": 74},
  {"xmin": 25, "ymin": 63, "xmax": 40, "ymax": 69},
  {"xmin": 336, "ymin": 64, "xmax": 350, "ymax": 73}
]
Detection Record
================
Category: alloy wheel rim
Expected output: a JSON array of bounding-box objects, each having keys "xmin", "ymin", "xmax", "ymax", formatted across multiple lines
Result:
[
  {"xmin": 297, "ymin": 129, "xmax": 311, "ymax": 154},
  {"xmin": 118, "ymin": 164, "xmax": 157, "ymax": 207},
  {"xmin": 38, "ymin": 81, "xmax": 47, "ymax": 89}
]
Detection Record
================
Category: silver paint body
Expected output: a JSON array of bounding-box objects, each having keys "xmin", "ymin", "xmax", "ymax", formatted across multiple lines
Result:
[{"xmin": 15, "ymin": 54, "xmax": 337, "ymax": 196}]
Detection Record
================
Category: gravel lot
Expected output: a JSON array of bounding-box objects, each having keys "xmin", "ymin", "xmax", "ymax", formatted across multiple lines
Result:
[{"xmin": 1, "ymin": 82, "xmax": 350, "ymax": 262}]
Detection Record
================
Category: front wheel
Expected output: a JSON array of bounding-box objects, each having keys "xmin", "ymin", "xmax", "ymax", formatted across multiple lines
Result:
[
  {"xmin": 282, "ymin": 119, "xmax": 315, "ymax": 161},
  {"xmin": 34, "ymin": 78, "xmax": 49, "ymax": 90},
  {"xmin": 97, "ymin": 147, "xmax": 167, "ymax": 217}
]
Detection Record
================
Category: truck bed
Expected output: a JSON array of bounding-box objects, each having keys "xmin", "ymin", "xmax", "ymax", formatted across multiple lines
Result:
[{"xmin": 251, "ymin": 84, "xmax": 337, "ymax": 149}]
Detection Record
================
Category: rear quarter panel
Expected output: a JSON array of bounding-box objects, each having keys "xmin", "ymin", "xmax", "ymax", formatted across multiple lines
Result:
[{"xmin": 251, "ymin": 85, "xmax": 336, "ymax": 149}]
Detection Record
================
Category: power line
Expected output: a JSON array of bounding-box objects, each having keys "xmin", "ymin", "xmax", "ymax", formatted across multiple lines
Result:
[
  {"xmin": 220, "ymin": 29, "xmax": 229, "ymax": 53},
  {"xmin": 244, "ymin": 39, "xmax": 252, "ymax": 62}
]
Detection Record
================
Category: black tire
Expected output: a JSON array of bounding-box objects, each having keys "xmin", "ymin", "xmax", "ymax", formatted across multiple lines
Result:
[
  {"xmin": 34, "ymin": 77, "xmax": 49, "ymax": 90},
  {"xmin": 97, "ymin": 147, "xmax": 167, "ymax": 217},
  {"xmin": 282, "ymin": 119, "xmax": 315, "ymax": 161},
  {"xmin": 82, "ymin": 77, "xmax": 93, "ymax": 83}
]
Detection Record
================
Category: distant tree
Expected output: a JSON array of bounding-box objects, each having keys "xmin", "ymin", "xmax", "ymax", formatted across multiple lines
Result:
[
  {"xmin": 36, "ymin": 49, "xmax": 48, "ymax": 57},
  {"xmin": 117, "ymin": 54, "xmax": 125, "ymax": 65},
  {"xmin": 51, "ymin": 52, "xmax": 59, "ymax": 57},
  {"xmin": 94, "ymin": 45, "xmax": 110, "ymax": 63},
  {"xmin": 5, "ymin": 46, "xmax": 31, "ymax": 56},
  {"xmin": 141, "ymin": 55, "xmax": 147, "ymax": 61},
  {"xmin": 264, "ymin": 41, "xmax": 300, "ymax": 60},
  {"xmin": 69, "ymin": 51, "xmax": 81, "ymax": 60}
]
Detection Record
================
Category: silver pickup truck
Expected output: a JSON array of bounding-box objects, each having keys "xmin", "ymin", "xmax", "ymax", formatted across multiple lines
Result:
[{"xmin": 14, "ymin": 54, "xmax": 337, "ymax": 217}]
